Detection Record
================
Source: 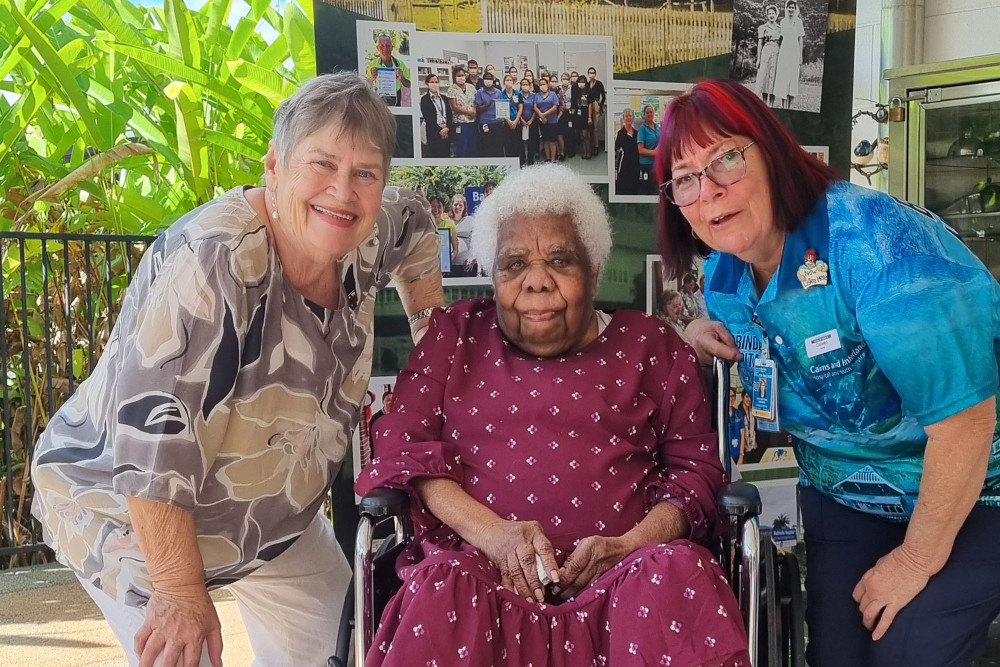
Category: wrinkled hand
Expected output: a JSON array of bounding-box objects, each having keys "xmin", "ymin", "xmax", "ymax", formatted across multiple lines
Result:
[
  {"xmin": 852, "ymin": 546, "xmax": 933, "ymax": 641},
  {"xmin": 134, "ymin": 584, "xmax": 223, "ymax": 667},
  {"xmin": 439, "ymin": 127, "xmax": 449, "ymax": 138},
  {"xmin": 369, "ymin": 67, "xmax": 378, "ymax": 80},
  {"xmin": 685, "ymin": 318, "xmax": 742, "ymax": 366},
  {"xmin": 554, "ymin": 535, "xmax": 631, "ymax": 601},
  {"xmin": 474, "ymin": 519, "xmax": 559, "ymax": 603},
  {"xmin": 395, "ymin": 67, "xmax": 404, "ymax": 82}
]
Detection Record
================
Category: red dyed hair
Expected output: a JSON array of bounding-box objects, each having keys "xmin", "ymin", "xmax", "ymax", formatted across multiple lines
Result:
[{"xmin": 655, "ymin": 79, "xmax": 838, "ymax": 280}]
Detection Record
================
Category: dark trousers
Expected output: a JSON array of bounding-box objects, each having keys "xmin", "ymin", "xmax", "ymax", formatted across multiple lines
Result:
[
  {"xmin": 638, "ymin": 164, "xmax": 657, "ymax": 195},
  {"xmin": 801, "ymin": 485, "xmax": 1000, "ymax": 667},
  {"xmin": 455, "ymin": 122, "xmax": 477, "ymax": 157},
  {"xmin": 560, "ymin": 115, "xmax": 577, "ymax": 157},
  {"xmin": 522, "ymin": 123, "xmax": 539, "ymax": 165},
  {"xmin": 478, "ymin": 122, "xmax": 504, "ymax": 157},
  {"xmin": 423, "ymin": 137, "xmax": 451, "ymax": 158},
  {"xmin": 503, "ymin": 123, "xmax": 520, "ymax": 159}
]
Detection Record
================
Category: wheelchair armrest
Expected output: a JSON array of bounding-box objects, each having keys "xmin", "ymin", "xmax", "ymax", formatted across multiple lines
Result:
[
  {"xmin": 718, "ymin": 481, "xmax": 762, "ymax": 519},
  {"xmin": 359, "ymin": 487, "xmax": 410, "ymax": 519}
]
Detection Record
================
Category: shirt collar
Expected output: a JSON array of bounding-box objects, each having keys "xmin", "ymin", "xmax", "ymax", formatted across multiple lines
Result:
[{"xmin": 707, "ymin": 189, "xmax": 830, "ymax": 296}]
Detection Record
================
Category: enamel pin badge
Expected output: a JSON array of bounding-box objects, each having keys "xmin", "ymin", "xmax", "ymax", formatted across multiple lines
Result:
[{"xmin": 796, "ymin": 249, "xmax": 828, "ymax": 289}]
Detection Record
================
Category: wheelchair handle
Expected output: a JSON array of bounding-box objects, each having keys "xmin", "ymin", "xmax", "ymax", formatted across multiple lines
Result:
[
  {"xmin": 713, "ymin": 357, "xmax": 732, "ymax": 480},
  {"xmin": 359, "ymin": 487, "xmax": 409, "ymax": 518}
]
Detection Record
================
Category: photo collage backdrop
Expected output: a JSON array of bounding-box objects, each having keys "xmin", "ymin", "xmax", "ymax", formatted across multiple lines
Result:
[{"xmin": 316, "ymin": 0, "xmax": 859, "ymax": 548}]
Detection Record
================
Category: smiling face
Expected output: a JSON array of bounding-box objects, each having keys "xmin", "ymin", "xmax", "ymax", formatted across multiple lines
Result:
[
  {"xmin": 766, "ymin": 6, "xmax": 778, "ymax": 20},
  {"xmin": 671, "ymin": 133, "xmax": 781, "ymax": 266},
  {"xmin": 376, "ymin": 35, "xmax": 393, "ymax": 62},
  {"xmin": 450, "ymin": 195, "xmax": 466, "ymax": 221},
  {"xmin": 644, "ymin": 106, "xmax": 655, "ymax": 124},
  {"xmin": 430, "ymin": 198, "xmax": 444, "ymax": 220},
  {"xmin": 741, "ymin": 392, "xmax": 752, "ymax": 411},
  {"xmin": 493, "ymin": 214, "xmax": 598, "ymax": 357},
  {"xmin": 623, "ymin": 109, "xmax": 634, "ymax": 128},
  {"xmin": 264, "ymin": 123, "xmax": 385, "ymax": 262}
]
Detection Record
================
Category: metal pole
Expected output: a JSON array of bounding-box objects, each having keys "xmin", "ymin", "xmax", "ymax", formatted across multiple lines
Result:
[{"xmin": 354, "ymin": 516, "xmax": 375, "ymax": 666}]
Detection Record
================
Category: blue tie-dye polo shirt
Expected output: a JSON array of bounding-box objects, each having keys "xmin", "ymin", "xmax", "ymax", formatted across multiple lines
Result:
[{"xmin": 704, "ymin": 180, "xmax": 1000, "ymax": 520}]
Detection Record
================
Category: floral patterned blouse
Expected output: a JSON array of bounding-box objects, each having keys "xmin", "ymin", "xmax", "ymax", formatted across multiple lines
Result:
[{"xmin": 31, "ymin": 186, "xmax": 439, "ymax": 606}]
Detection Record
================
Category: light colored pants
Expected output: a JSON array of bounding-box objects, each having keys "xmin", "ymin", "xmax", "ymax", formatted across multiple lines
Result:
[
  {"xmin": 81, "ymin": 512, "xmax": 351, "ymax": 667},
  {"xmin": 593, "ymin": 107, "xmax": 605, "ymax": 151}
]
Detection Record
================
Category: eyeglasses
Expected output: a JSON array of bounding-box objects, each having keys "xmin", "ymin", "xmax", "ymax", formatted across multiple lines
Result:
[{"xmin": 659, "ymin": 142, "xmax": 755, "ymax": 207}]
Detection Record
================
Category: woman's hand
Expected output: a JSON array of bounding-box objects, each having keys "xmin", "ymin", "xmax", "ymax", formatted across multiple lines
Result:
[
  {"xmin": 554, "ymin": 535, "xmax": 631, "ymax": 600},
  {"xmin": 685, "ymin": 318, "xmax": 742, "ymax": 365},
  {"xmin": 474, "ymin": 519, "xmax": 559, "ymax": 603},
  {"xmin": 852, "ymin": 545, "xmax": 934, "ymax": 641},
  {"xmin": 134, "ymin": 583, "xmax": 223, "ymax": 667}
]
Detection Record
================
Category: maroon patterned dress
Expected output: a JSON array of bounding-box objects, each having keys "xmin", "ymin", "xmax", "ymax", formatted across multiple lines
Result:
[{"xmin": 357, "ymin": 299, "xmax": 749, "ymax": 666}]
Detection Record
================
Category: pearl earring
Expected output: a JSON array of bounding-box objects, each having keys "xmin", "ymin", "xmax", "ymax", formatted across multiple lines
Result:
[{"xmin": 270, "ymin": 191, "xmax": 279, "ymax": 220}]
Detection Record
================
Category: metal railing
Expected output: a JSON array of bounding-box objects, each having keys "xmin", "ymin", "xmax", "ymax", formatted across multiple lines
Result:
[{"xmin": 0, "ymin": 231, "xmax": 155, "ymax": 566}]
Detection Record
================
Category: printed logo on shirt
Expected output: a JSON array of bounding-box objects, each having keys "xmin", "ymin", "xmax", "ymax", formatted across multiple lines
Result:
[
  {"xmin": 807, "ymin": 341, "xmax": 867, "ymax": 381},
  {"xmin": 734, "ymin": 328, "xmax": 766, "ymax": 372}
]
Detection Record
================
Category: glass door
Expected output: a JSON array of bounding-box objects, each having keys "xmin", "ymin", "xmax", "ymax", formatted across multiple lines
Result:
[{"xmin": 912, "ymin": 83, "xmax": 1000, "ymax": 279}]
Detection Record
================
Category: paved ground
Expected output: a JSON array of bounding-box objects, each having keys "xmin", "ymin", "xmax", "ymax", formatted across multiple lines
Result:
[
  {"xmin": 0, "ymin": 564, "xmax": 254, "ymax": 667},
  {"xmin": 3, "ymin": 563, "xmax": 1000, "ymax": 666}
]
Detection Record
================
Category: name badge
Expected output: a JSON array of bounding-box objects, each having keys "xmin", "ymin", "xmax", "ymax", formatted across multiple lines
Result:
[
  {"xmin": 805, "ymin": 329, "xmax": 842, "ymax": 359},
  {"xmin": 752, "ymin": 359, "xmax": 780, "ymax": 431}
]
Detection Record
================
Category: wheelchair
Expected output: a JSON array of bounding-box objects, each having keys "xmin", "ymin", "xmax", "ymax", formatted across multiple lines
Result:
[{"xmin": 330, "ymin": 359, "xmax": 805, "ymax": 667}]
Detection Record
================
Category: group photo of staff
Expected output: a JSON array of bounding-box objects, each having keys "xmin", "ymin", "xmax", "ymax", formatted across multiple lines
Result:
[{"xmin": 407, "ymin": 32, "xmax": 612, "ymax": 180}]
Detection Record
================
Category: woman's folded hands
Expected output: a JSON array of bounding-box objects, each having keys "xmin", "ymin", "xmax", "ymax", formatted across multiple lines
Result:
[{"xmin": 473, "ymin": 519, "xmax": 560, "ymax": 603}]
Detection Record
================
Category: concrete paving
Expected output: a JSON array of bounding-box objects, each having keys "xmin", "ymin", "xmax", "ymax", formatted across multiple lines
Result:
[
  {"xmin": 0, "ymin": 564, "xmax": 254, "ymax": 667},
  {"xmin": 4, "ymin": 563, "xmax": 1000, "ymax": 666}
]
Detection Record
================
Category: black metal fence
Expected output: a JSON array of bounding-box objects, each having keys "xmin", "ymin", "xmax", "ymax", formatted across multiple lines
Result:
[{"xmin": 0, "ymin": 231, "xmax": 155, "ymax": 567}]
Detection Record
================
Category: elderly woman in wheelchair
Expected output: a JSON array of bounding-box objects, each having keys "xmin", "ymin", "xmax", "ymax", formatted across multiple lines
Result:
[{"xmin": 356, "ymin": 163, "xmax": 750, "ymax": 666}]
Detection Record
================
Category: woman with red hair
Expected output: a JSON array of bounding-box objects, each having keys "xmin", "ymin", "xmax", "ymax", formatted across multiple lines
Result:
[{"xmin": 656, "ymin": 78, "xmax": 1000, "ymax": 667}]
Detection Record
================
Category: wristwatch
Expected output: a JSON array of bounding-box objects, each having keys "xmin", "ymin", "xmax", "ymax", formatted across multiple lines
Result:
[{"xmin": 407, "ymin": 307, "xmax": 438, "ymax": 325}]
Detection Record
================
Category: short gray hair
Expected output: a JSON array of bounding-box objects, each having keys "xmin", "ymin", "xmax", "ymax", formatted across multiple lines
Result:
[
  {"xmin": 471, "ymin": 164, "xmax": 612, "ymax": 278},
  {"xmin": 271, "ymin": 72, "xmax": 396, "ymax": 177}
]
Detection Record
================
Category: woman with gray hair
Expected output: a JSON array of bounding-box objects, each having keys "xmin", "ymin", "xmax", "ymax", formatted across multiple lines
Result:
[
  {"xmin": 356, "ymin": 163, "xmax": 748, "ymax": 666},
  {"xmin": 31, "ymin": 72, "xmax": 443, "ymax": 667}
]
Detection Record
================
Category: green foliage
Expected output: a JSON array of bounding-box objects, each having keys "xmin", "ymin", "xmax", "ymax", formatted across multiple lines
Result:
[
  {"xmin": 0, "ymin": 0, "xmax": 316, "ymax": 235},
  {"xmin": 0, "ymin": 0, "xmax": 314, "ymax": 566},
  {"xmin": 362, "ymin": 28, "xmax": 410, "ymax": 61},
  {"xmin": 388, "ymin": 165, "xmax": 508, "ymax": 203}
]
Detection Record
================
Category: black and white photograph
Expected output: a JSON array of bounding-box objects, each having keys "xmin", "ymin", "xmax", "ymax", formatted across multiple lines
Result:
[
  {"xmin": 408, "ymin": 31, "xmax": 613, "ymax": 182},
  {"xmin": 729, "ymin": 0, "xmax": 829, "ymax": 113},
  {"xmin": 609, "ymin": 81, "xmax": 688, "ymax": 202},
  {"xmin": 388, "ymin": 158, "xmax": 517, "ymax": 285},
  {"xmin": 356, "ymin": 21, "xmax": 415, "ymax": 113}
]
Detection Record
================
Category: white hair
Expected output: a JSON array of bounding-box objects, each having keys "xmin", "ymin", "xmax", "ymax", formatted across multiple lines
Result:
[{"xmin": 470, "ymin": 164, "xmax": 612, "ymax": 278}]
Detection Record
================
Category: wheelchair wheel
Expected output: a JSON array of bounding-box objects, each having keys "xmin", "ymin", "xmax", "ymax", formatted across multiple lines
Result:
[
  {"xmin": 777, "ymin": 552, "xmax": 806, "ymax": 667},
  {"xmin": 758, "ymin": 530, "xmax": 781, "ymax": 667}
]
